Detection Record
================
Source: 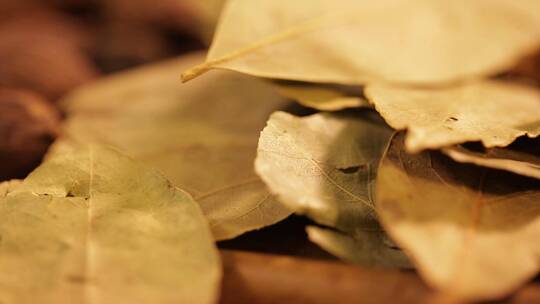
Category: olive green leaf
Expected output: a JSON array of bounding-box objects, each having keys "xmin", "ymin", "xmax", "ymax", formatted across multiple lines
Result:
[{"xmin": 0, "ymin": 145, "xmax": 221, "ymax": 304}]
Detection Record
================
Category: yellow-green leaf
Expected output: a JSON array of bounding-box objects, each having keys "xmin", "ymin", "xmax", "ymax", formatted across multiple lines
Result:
[
  {"xmin": 376, "ymin": 133, "xmax": 540, "ymax": 301},
  {"xmin": 183, "ymin": 0, "xmax": 540, "ymax": 85},
  {"xmin": 50, "ymin": 52, "xmax": 292, "ymax": 241},
  {"xmin": 0, "ymin": 145, "xmax": 221, "ymax": 304},
  {"xmin": 365, "ymin": 80, "xmax": 540, "ymax": 153}
]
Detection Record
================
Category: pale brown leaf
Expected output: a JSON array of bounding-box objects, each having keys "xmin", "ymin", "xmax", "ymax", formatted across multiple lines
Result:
[
  {"xmin": 0, "ymin": 180, "xmax": 21, "ymax": 196},
  {"xmin": 365, "ymin": 80, "xmax": 540, "ymax": 152},
  {"xmin": 376, "ymin": 133, "xmax": 540, "ymax": 301},
  {"xmin": 183, "ymin": 0, "xmax": 540, "ymax": 85},
  {"xmin": 443, "ymin": 139, "xmax": 540, "ymax": 180},
  {"xmin": 273, "ymin": 83, "xmax": 369, "ymax": 111}
]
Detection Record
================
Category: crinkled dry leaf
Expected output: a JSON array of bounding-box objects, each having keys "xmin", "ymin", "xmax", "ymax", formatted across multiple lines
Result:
[
  {"xmin": 183, "ymin": 0, "xmax": 540, "ymax": 85},
  {"xmin": 365, "ymin": 80, "xmax": 540, "ymax": 153},
  {"xmin": 255, "ymin": 111, "xmax": 409, "ymax": 266},
  {"xmin": 274, "ymin": 83, "xmax": 368, "ymax": 111},
  {"xmin": 50, "ymin": 52, "xmax": 292, "ymax": 241},
  {"xmin": 306, "ymin": 226, "xmax": 410, "ymax": 268},
  {"xmin": 0, "ymin": 145, "xmax": 221, "ymax": 304},
  {"xmin": 376, "ymin": 133, "xmax": 540, "ymax": 301},
  {"xmin": 443, "ymin": 139, "xmax": 540, "ymax": 180}
]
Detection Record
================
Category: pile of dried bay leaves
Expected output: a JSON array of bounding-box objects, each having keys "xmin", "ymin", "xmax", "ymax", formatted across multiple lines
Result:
[{"xmin": 2, "ymin": 0, "xmax": 540, "ymax": 303}]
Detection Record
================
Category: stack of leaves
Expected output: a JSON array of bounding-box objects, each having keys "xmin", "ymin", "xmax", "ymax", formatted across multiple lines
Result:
[
  {"xmin": 3, "ymin": 0, "xmax": 540, "ymax": 302},
  {"xmin": 181, "ymin": 0, "xmax": 540, "ymax": 301}
]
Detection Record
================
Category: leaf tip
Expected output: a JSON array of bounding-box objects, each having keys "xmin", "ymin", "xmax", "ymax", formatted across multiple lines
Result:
[{"xmin": 181, "ymin": 63, "xmax": 210, "ymax": 82}]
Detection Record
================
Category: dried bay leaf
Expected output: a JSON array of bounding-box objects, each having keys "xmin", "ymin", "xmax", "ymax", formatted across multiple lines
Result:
[
  {"xmin": 50, "ymin": 52, "xmax": 292, "ymax": 241},
  {"xmin": 376, "ymin": 133, "xmax": 540, "ymax": 300},
  {"xmin": 306, "ymin": 226, "xmax": 410, "ymax": 268},
  {"xmin": 273, "ymin": 83, "xmax": 369, "ymax": 111},
  {"xmin": 365, "ymin": 80, "xmax": 540, "ymax": 153},
  {"xmin": 0, "ymin": 145, "xmax": 221, "ymax": 304},
  {"xmin": 255, "ymin": 111, "xmax": 390, "ymax": 231},
  {"xmin": 255, "ymin": 111, "xmax": 409, "ymax": 266},
  {"xmin": 182, "ymin": 0, "xmax": 540, "ymax": 85},
  {"xmin": 443, "ymin": 139, "xmax": 540, "ymax": 180}
]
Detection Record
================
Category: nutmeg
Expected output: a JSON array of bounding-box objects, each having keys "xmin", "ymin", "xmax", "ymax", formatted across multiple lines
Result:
[
  {"xmin": 0, "ymin": 0, "xmax": 43, "ymax": 18},
  {"xmin": 0, "ymin": 8, "xmax": 96, "ymax": 51},
  {"xmin": 0, "ymin": 88, "xmax": 60, "ymax": 181},
  {"xmin": 0, "ymin": 11, "xmax": 98, "ymax": 101}
]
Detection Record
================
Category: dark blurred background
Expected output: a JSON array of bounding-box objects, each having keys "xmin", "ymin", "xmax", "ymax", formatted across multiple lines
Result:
[{"xmin": 0, "ymin": 0, "xmax": 226, "ymax": 181}]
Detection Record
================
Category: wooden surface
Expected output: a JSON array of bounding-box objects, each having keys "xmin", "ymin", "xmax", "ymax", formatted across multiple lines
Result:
[
  {"xmin": 217, "ymin": 217, "xmax": 540, "ymax": 304},
  {"xmin": 219, "ymin": 250, "xmax": 540, "ymax": 304},
  {"xmin": 219, "ymin": 249, "xmax": 436, "ymax": 304}
]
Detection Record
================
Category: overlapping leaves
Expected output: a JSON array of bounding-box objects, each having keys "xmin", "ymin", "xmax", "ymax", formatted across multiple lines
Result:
[{"xmin": 51, "ymin": 52, "xmax": 292, "ymax": 241}]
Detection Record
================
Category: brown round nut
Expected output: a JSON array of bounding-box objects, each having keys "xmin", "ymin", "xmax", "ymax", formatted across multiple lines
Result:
[
  {"xmin": 0, "ymin": 88, "xmax": 60, "ymax": 180},
  {"xmin": 0, "ymin": 16, "xmax": 98, "ymax": 101},
  {"xmin": 0, "ymin": 0, "xmax": 43, "ymax": 18},
  {"xmin": 0, "ymin": 8, "xmax": 96, "ymax": 51}
]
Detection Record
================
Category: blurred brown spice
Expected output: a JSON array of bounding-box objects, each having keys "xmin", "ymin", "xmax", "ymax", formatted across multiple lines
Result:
[
  {"xmin": 0, "ymin": 9, "xmax": 98, "ymax": 101},
  {"xmin": 0, "ymin": 88, "xmax": 59, "ymax": 180},
  {"xmin": 0, "ymin": 8, "xmax": 95, "ymax": 50}
]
